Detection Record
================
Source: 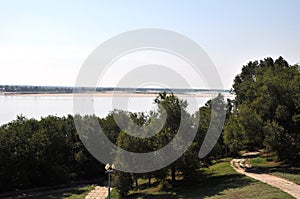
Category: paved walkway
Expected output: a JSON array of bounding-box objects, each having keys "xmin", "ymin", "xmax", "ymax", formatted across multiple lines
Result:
[
  {"xmin": 231, "ymin": 155, "xmax": 300, "ymax": 199},
  {"xmin": 85, "ymin": 186, "xmax": 109, "ymax": 199}
]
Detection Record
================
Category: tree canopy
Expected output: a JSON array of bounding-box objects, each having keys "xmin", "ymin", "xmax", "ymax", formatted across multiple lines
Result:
[{"xmin": 225, "ymin": 57, "xmax": 300, "ymax": 159}]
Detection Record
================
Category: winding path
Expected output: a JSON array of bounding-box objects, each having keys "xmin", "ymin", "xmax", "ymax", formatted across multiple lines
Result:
[
  {"xmin": 85, "ymin": 186, "xmax": 109, "ymax": 199},
  {"xmin": 85, "ymin": 153, "xmax": 300, "ymax": 199},
  {"xmin": 231, "ymin": 154, "xmax": 300, "ymax": 199}
]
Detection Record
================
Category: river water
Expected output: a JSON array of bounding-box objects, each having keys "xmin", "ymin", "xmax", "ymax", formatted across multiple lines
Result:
[{"xmin": 0, "ymin": 94, "xmax": 230, "ymax": 125}]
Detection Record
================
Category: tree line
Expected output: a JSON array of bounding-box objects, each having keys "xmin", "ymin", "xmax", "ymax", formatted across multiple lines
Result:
[
  {"xmin": 0, "ymin": 56, "xmax": 299, "ymax": 196},
  {"xmin": 111, "ymin": 93, "xmax": 229, "ymax": 196},
  {"xmin": 111, "ymin": 57, "xmax": 300, "ymax": 196},
  {"xmin": 0, "ymin": 93, "xmax": 228, "ymax": 194}
]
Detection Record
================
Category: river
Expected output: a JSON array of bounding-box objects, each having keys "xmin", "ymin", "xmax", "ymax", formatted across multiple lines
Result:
[{"xmin": 0, "ymin": 93, "xmax": 232, "ymax": 125}]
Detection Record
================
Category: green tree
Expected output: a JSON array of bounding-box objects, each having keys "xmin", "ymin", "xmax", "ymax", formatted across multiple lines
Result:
[
  {"xmin": 228, "ymin": 56, "xmax": 300, "ymax": 160},
  {"xmin": 112, "ymin": 171, "xmax": 133, "ymax": 197},
  {"xmin": 154, "ymin": 92, "xmax": 189, "ymax": 186},
  {"xmin": 0, "ymin": 115, "xmax": 103, "ymax": 192}
]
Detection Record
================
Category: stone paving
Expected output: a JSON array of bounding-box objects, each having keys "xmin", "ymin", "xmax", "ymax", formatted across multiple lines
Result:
[
  {"xmin": 85, "ymin": 186, "xmax": 110, "ymax": 199},
  {"xmin": 231, "ymin": 153, "xmax": 300, "ymax": 199}
]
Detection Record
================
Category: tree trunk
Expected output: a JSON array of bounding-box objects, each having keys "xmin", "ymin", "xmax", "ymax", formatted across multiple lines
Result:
[
  {"xmin": 171, "ymin": 166, "xmax": 176, "ymax": 187},
  {"xmin": 148, "ymin": 176, "xmax": 151, "ymax": 187},
  {"xmin": 135, "ymin": 178, "xmax": 138, "ymax": 189}
]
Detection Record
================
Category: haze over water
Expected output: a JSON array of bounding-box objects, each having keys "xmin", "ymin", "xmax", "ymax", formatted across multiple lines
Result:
[{"xmin": 0, "ymin": 93, "xmax": 230, "ymax": 125}]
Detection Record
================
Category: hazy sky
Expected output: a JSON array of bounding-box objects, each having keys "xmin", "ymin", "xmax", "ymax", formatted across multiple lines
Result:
[{"xmin": 0, "ymin": 0, "xmax": 299, "ymax": 89}]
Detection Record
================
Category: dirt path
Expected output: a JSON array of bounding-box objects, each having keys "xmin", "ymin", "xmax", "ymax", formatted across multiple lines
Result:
[
  {"xmin": 85, "ymin": 186, "xmax": 109, "ymax": 199},
  {"xmin": 231, "ymin": 153, "xmax": 300, "ymax": 199}
]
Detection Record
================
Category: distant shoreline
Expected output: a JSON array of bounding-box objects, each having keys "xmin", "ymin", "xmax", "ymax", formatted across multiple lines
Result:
[{"xmin": 0, "ymin": 91, "xmax": 234, "ymax": 98}]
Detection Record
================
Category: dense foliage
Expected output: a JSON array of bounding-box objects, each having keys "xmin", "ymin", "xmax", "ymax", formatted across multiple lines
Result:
[
  {"xmin": 112, "ymin": 93, "xmax": 228, "ymax": 197},
  {"xmin": 0, "ymin": 115, "xmax": 103, "ymax": 192},
  {"xmin": 0, "ymin": 93, "xmax": 228, "ymax": 195},
  {"xmin": 224, "ymin": 57, "xmax": 300, "ymax": 159}
]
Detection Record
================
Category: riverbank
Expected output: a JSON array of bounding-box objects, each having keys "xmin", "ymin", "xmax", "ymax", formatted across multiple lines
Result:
[{"xmin": 0, "ymin": 91, "xmax": 234, "ymax": 98}]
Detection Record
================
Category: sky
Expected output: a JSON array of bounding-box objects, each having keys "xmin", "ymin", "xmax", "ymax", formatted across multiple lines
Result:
[{"xmin": 0, "ymin": 0, "xmax": 299, "ymax": 89}]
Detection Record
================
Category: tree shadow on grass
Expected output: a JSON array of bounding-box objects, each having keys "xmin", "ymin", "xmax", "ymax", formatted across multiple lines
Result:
[
  {"xmin": 30, "ymin": 186, "xmax": 88, "ymax": 199},
  {"xmin": 175, "ymin": 174, "xmax": 253, "ymax": 199},
  {"xmin": 126, "ymin": 174, "xmax": 253, "ymax": 199},
  {"xmin": 258, "ymin": 164, "xmax": 300, "ymax": 175},
  {"xmin": 258, "ymin": 157, "xmax": 300, "ymax": 176},
  {"xmin": 134, "ymin": 181, "xmax": 160, "ymax": 191}
]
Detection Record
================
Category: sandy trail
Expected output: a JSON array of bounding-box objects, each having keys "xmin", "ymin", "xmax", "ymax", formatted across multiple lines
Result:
[
  {"xmin": 85, "ymin": 186, "xmax": 109, "ymax": 199},
  {"xmin": 231, "ymin": 153, "xmax": 300, "ymax": 199}
]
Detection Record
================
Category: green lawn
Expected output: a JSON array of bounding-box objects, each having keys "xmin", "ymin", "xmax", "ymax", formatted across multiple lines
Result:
[
  {"xmin": 110, "ymin": 159, "xmax": 294, "ymax": 199},
  {"xmin": 250, "ymin": 156, "xmax": 300, "ymax": 185},
  {"xmin": 32, "ymin": 184, "xmax": 95, "ymax": 199}
]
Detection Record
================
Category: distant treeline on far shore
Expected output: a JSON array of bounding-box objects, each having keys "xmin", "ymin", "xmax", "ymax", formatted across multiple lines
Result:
[{"xmin": 0, "ymin": 85, "xmax": 230, "ymax": 95}]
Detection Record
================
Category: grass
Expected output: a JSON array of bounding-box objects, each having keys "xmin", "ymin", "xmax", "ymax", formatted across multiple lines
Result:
[
  {"xmin": 250, "ymin": 156, "xmax": 300, "ymax": 185},
  {"xmin": 32, "ymin": 184, "xmax": 95, "ymax": 199},
  {"xmin": 110, "ymin": 159, "xmax": 294, "ymax": 199}
]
